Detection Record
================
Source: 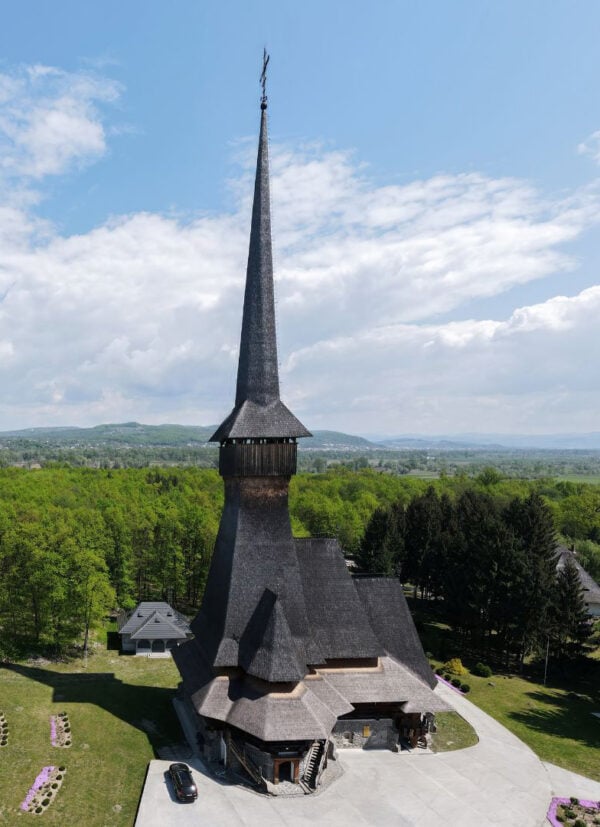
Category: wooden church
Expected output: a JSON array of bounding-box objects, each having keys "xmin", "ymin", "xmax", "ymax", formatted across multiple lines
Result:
[{"xmin": 173, "ymin": 70, "xmax": 448, "ymax": 792}]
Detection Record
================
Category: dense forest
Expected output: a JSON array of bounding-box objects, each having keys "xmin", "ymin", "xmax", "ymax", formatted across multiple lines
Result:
[{"xmin": 0, "ymin": 466, "xmax": 598, "ymax": 661}]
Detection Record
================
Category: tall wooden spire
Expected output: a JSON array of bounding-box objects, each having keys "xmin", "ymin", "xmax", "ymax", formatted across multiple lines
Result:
[{"xmin": 211, "ymin": 72, "xmax": 310, "ymax": 442}]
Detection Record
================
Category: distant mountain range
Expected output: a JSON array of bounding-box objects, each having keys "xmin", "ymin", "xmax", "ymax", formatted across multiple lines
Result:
[{"xmin": 1, "ymin": 422, "xmax": 600, "ymax": 451}]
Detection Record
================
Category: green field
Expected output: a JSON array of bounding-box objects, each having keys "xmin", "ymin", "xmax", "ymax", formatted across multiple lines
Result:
[{"xmin": 0, "ymin": 639, "xmax": 181, "ymax": 826}]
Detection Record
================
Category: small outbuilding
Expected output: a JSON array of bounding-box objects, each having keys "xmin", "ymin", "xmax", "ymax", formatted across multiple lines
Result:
[{"xmin": 118, "ymin": 601, "xmax": 192, "ymax": 654}]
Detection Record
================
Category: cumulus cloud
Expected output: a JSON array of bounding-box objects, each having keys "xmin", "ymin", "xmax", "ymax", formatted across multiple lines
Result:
[
  {"xmin": 0, "ymin": 64, "xmax": 598, "ymax": 433},
  {"xmin": 0, "ymin": 64, "xmax": 120, "ymax": 186}
]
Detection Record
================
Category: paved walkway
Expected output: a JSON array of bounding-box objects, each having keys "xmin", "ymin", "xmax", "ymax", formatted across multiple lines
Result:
[{"xmin": 135, "ymin": 684, "xmax": 597, "ymax": 826}]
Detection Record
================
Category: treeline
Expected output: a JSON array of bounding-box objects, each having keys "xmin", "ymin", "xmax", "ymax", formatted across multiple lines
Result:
[
  {"xmin": 358, "ymin": 487, "xmax": 594, "ymax": 665},
  {"xmin": 0, "ymin": 466, "xmax": 598, "ymax": 656},
  {"xmin": 0, "ymin": 468, "xmax": 222, "ymax": 654}
]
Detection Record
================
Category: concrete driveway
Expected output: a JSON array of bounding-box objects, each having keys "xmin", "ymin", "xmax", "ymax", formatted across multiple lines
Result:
[{"xmin": 135, "ymin": 683, "xmax": 598, "ymax": 826}]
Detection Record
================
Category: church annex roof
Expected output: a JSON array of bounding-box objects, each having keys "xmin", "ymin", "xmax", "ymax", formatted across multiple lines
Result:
[{"xmin": 354, "ymin": 577, "xmax": 438, "ymax": 688}]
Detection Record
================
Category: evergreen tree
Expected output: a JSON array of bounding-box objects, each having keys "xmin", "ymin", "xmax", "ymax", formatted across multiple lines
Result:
[
  {"xmin": 503, "ymin": 493, "xmax": 558, "ymax": 665},
  {"xmin": 357, "ymin": 507, "xmax": 396, "ymax": 575},
  {"xmin": 551, "ymin": 554, "xmax": 591, "ymax": 660}
]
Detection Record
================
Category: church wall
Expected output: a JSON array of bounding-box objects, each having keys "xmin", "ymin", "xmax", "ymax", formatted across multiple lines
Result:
[{"xmin": 332, "ymin": 717, "xmax": 396, "ymax": 750}]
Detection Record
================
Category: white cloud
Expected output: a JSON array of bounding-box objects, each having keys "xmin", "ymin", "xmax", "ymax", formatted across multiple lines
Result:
[
  {"xmin": 0, "ymin": 64, "xmax": 598, "ymax": 433},
  {"xmin": 578, "ymin": 130, "xmax": 600, "ymax": 165},
  {"xmin": 0, "ymin": 64, "xmax": 120, "ymax": 184}
]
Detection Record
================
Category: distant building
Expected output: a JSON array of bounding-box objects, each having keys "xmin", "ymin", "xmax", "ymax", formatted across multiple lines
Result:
[
  {"xmin": 173, "ymin": 81, "xmax": 448, "ymax": 793},
  {"xmin": 118, "ymin": 601, "xmax": 191, "ymax": 654},
  {"xmin": 556, "ymin": 546, "xmax": 600, "ymax": 617}
]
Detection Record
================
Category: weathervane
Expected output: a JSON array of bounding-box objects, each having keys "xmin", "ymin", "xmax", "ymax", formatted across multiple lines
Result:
[{"xmin": 260, "ymin": 48, "xmax": 270, "ymax": 109}]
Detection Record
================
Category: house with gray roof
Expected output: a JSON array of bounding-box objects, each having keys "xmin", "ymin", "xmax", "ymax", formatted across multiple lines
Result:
[
  {"xmin": 118, "ymin": 601, "xmax": 191, "ymax": 654},
  {"xmin": 556, "ymin": 546, "xmax": 600, "ymax": 617},
  {"xmin": 173, "ymin": 67, "xmax": 448, "ymax": 793}
]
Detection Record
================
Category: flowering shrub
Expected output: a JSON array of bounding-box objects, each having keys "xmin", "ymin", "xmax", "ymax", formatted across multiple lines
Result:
[
  {"xmin": 442, "ymin": 658, "xmax": 467, "ymax": 676},
  {"xmin": 20, "ymin": 766, "xmax": 67, "ymax": 813},
  {"xmin": 547, "ymin": 797, "xmax": 600, "ymax": 827}
]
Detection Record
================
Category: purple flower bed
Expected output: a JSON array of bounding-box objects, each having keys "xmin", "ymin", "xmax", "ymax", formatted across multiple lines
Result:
[
  {"xmin": 20, "ymin": 766, "xmax": 55, "ymax": 811},
  {"xmin": 436, "ymin": 675, "xmax": 465, "ymax": 695},
  {"xmin": 547, "ymin": 797, "xmax": 600, "ymax": 826}
]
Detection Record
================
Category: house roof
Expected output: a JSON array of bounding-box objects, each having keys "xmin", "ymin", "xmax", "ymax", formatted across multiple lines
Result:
[
  {"xmin": 556, "ymin": 546, "xmax": 600, "ymax": 605},
  {"xmin": 210, "ymin": 105, "xmax": 309, "ymax": 442},
  {"xmin": 118, "ymin": 601, "xmax": 190, "ymax": 639}
]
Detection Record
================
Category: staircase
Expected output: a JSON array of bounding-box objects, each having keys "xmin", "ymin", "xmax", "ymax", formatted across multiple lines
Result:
[
  {"xmin": 302, "ymin": 740, "xmax": 325, "ymax": 790},
  {"xmin": 226, "ymin": 732, "xmax": 265, "ymax": 788}
]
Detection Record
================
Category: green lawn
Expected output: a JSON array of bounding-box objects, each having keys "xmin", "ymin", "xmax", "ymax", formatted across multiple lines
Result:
[
  {"xmin": 466, "ymin": 670, "xmax": 600, "ymax": 781},
  {"xmin": 0, "ymin": 637, "xmax": 182, "ymax": 826},
  {"xmin": 430, "ymin": 711, "xmax": 478, "ymax": 752}
]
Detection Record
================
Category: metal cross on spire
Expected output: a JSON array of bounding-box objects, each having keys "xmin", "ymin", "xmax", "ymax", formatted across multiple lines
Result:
[{"xmin": 260, "ymin": 48, "xmax": 270, "ymax": 109}]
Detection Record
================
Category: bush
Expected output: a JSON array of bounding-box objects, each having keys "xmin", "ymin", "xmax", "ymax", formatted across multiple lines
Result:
[
  {"xmin": 444, "ymin": 673, "xmax": 452, "ymax": 682},
  {"xmin": 461, "ymin": 684, "xmax": 471, "ymax": 693},
  {"xmin": 35, "ymin": 807, "xmax": 43, "ymax": 814},
  {"xmin": 435, "ymin": 667, "xmax": 443, "ymax": 675},
  {"xmin": 451, "ymin": 678, "xmax": 462, "ymax": 688},
  {"xmin": 443, "ymin": 658, "xmax": 467, "ymax": 676},
  {"xmin": 573, "ymin": 820, "xmax": 586, "ymax": 827},
  {"xmin": 472, "ymin": 662, "xmax": 492, "ymax": 678},
  {"xmin": 51, "ymin": 783, "xmax": 58, "ymax": 789},
  {"xmin": 570, "ymin": 797, "xmax": 579, "ymax": 805},
  {"xmin": 59, "ymin": 766, "xmax": 65, "ymax": 771},
  {"xmin": 42, "ymin": 799, "xmax": 50, "ymax": 807},
  {"xmin": 563, "ymin": 808, "xmax": 576, "ymax": 819},
  {"xmin": 56, "ymin": 774, "xmax": 62, "ymax": 780}
]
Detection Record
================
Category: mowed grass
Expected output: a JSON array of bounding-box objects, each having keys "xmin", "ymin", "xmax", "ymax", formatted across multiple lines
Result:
[
  {"xmin": 466, "ymin": 670, "xmax": 600, "ymax": 781},
  {"xmin": 430, "ymin": 711, "xmax": 478, "ymax": 753},
  {"xmin": 0, "ymin": 638, "xmax": 182, "ymax": 826}
]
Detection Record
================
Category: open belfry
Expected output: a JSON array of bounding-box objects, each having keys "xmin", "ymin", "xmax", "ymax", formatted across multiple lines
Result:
[{"xmin": 173, "ymin": 58, "xmax": 448, "ymax": 792}]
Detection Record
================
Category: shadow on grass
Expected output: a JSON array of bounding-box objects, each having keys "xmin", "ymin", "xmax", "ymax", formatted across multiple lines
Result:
[
  {"xmin": 508, "ymin": 687, "xmax": 600, "ymax": 753},
  {"xmin": 1, "ymin": 662, "xmax": 181, "ymax": 755}
]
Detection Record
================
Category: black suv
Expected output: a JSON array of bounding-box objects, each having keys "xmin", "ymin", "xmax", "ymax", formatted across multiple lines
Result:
[{"xmin": 168, "ymin": 763, "xmax": 198, "ymax": 802}]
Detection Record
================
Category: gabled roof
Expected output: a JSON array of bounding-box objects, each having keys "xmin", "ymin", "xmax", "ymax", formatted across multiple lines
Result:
[
  {"xmin": 239, "ymin": 589, "xmax": 307, "ymax": 683},
  {"xmin": 118, "ymin": 601, "xmax": 190, "ymax": 638},
  {"xmin": 209, "ymin": 105, "xmax": 309, "ymax": 442},
  {"xmin": 130, "ymin": 610, "xmax": 189, "ymax": 641},
  {"xmin": 556, "ymin": 546, "xmax": 600, "ymax": 605},
  {"xmin": 354, "ymin": 577, "xmax": 437, "ymax": 689},
  {"xmin": 295, "ymin": 538, "xmax": 384, "ymax": 660}
]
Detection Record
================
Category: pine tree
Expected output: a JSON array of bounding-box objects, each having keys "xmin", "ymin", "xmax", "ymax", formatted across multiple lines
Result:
[
  {"xmin": 503, "ymin": 493, "xmax": 558, "ymax": 665},
  {"xmin": 551, "ymin": 554, "xmax": 591, "ymax": 660}
]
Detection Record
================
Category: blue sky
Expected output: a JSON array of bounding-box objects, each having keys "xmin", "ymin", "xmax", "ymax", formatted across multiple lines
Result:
[{"xmin": 0, "ymin": 1, "xmax": 598, "ymax": 434}]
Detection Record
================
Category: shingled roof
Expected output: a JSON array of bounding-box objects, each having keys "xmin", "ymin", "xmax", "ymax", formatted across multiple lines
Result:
[
  {"xmin": 210, "ymin": 105, "xmax": 310, "ymax": 442},
  {"xmin": 354, "ymin": 577, "xmax": 437, "ymax": 688},
  {"xmin": 556, "ymin": 546, "xmax": 600, "ymax": 608},
  {"xmin": 295, "ymin": 538, "xmax": 384, "ymax": 660},
  {"xmin": 175, "ymin": 86, "xmax": 445, "ymax": 748},
  {"xmin": 118, "ymin": 601, "xmax": 190, "ymax": 639}
]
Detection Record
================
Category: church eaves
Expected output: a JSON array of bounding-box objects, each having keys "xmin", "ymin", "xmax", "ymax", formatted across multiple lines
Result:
[{"xmin": 210, "ymin": 100, "xmax": 310, "ymax": 442}]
